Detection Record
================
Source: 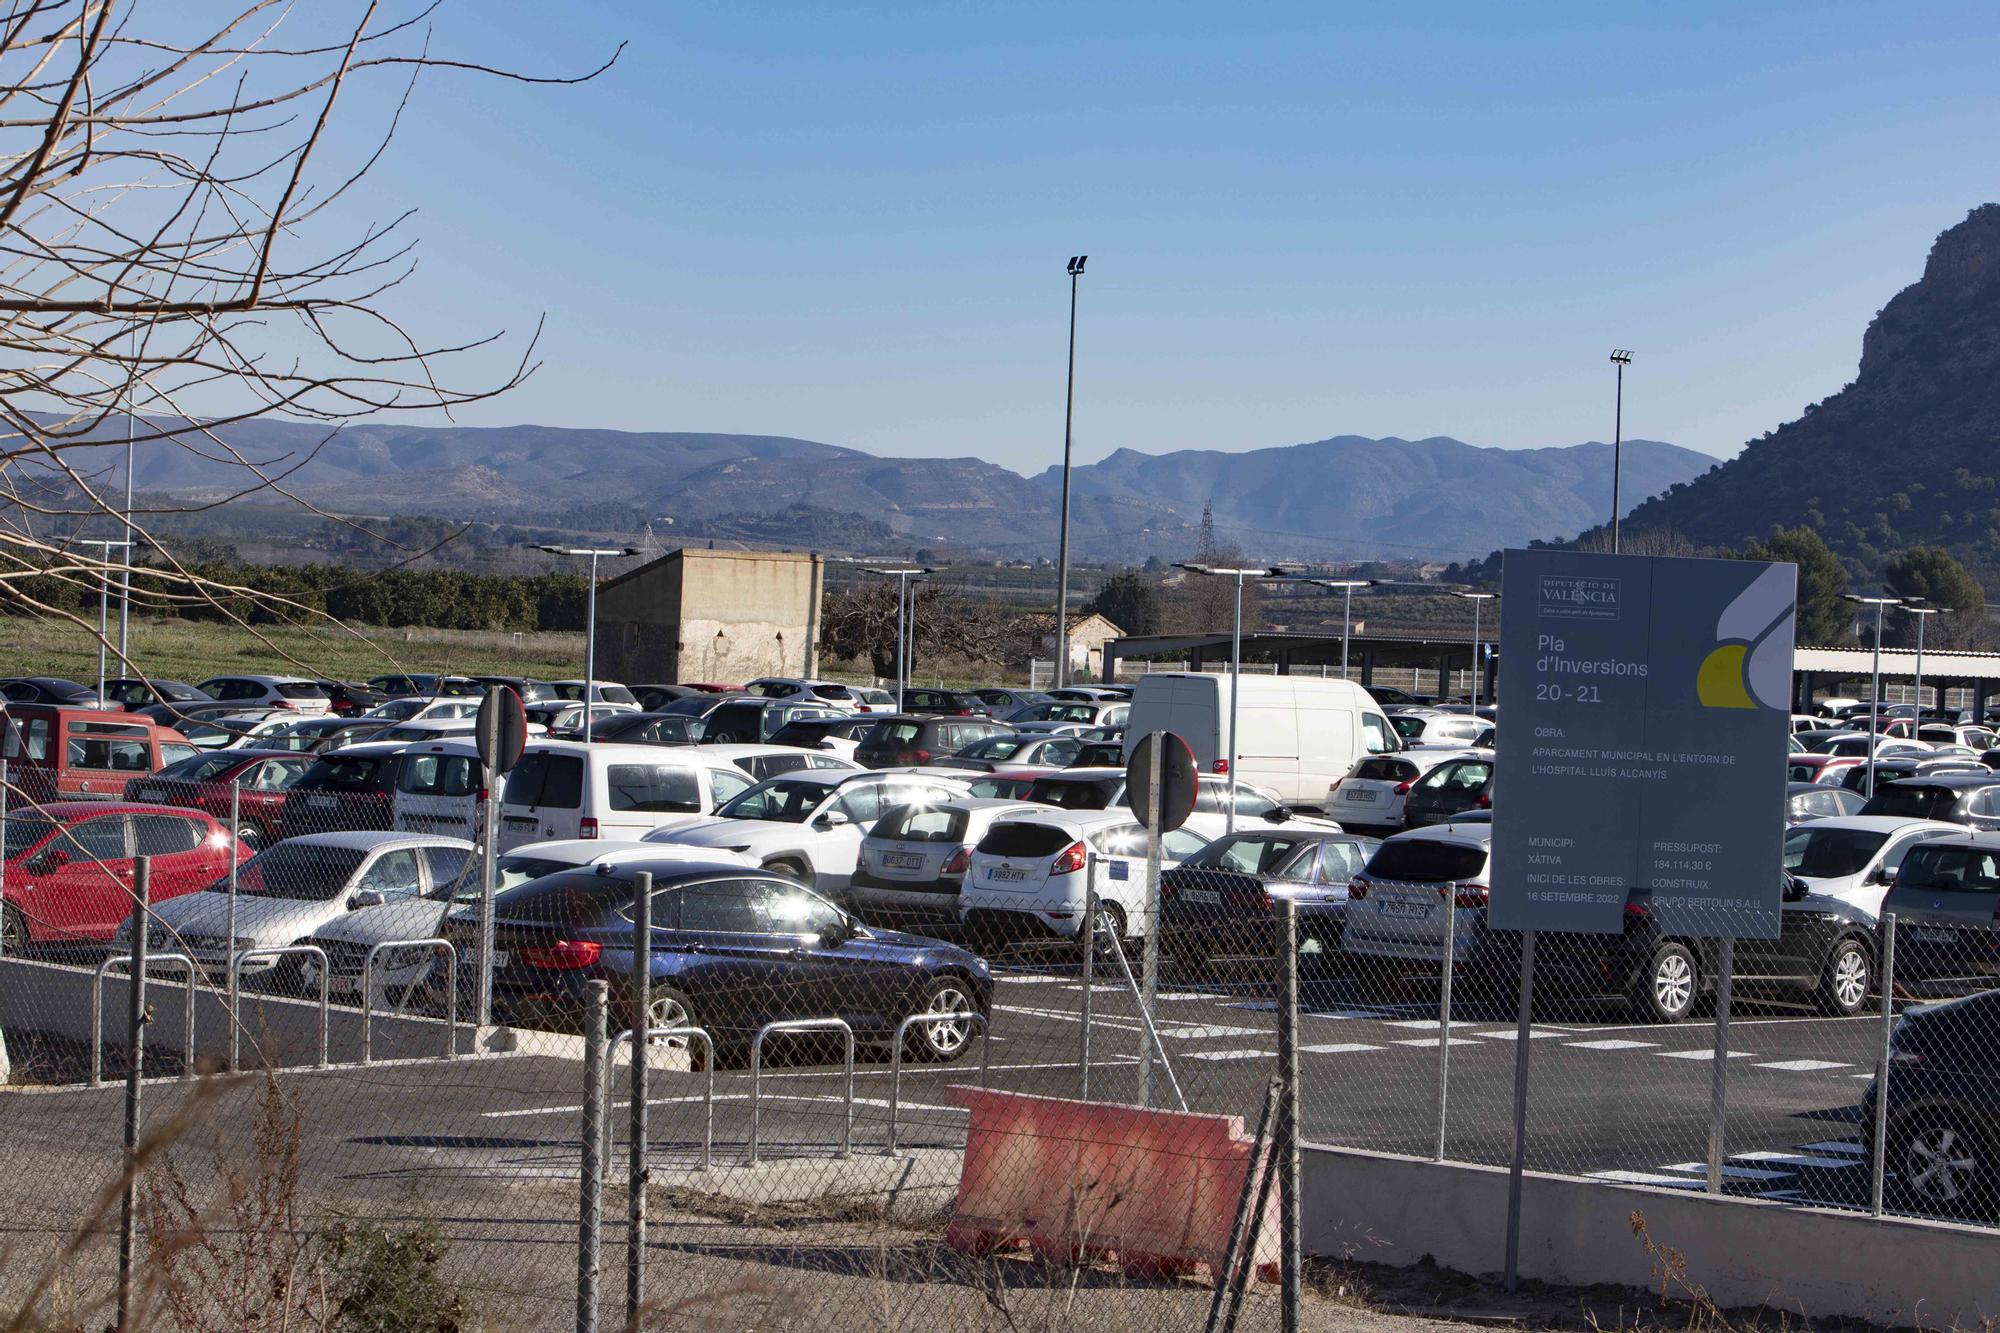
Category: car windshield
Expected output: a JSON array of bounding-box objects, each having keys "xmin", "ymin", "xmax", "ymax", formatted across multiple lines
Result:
[
  {"xmin": 1861, "ymin": 785, "xmax": 1956, "ymax": 820},
  {"xmin": 716, "ymin": 778, "xmax": 832, "ymax": 822},
  {"xmin": 963, "ymin": 737, "xmax": 1028, "ymax": 760},
  {"xmin": 1390, "ymin": 715, "xmax": 1430, "ymax": 739},
  {"xmin": 1366, "ymin": 839, "xmax": 1488, "ymax": 884},
  {"xmin": 1027, "ymin": 777, "xmax": 1117, "ymax": 810},
  {"xmin": 213, "ymin": 843, "xmax": 366, "ymax": 900},
  {"xmin": 493, "ymin": 854, "xmax": 578, "ymax": 894},
  {"xmin": 1897, "ymin": 844, "xmax": 2000, "ymax": 894},
  {"xmin": 300, "ymin": 756, "xmax": 384, "ymax": 790},
  {"xmin": 155, "ymin": 752, "xmax": 246, "ymax": 782},
  {"xmin": 4, "ymin": 816, "xmax": 57, "ymax": 858},
  {"xmin": 1782, "ymin": 826, "xmax": 1887, "ymax": 878},
  {"xmin": 863, "ymin": 721, "xmax": 923, "ymax": 747},
  {"xmin": 1183, "ymin": 834, "xmax": 1310, "ymax": 875}
]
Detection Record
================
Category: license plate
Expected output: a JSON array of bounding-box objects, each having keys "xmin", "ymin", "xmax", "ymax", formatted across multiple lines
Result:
[
  {"xmin": 1183, "ymin": 888, "xmax": 1222, "ymax": 906},
  {"xmin": 1379, "ymin": 901, "xmax": 1432, "ymax": 920},
  {"xmin": 137, "ymin": 789, "xmax": 164, "ymax": 803},
  {"xmin": 987, "ymin": 867, "xmax": 1029, "ymax": 882},
  {"xmin": 1342, "ymin": 788, "xmax": 1379, "ymax": 803},
  {"xmin": 504, "ymin": 816, "xmax": 536, "ymax": 827},
  {"xmin": 466, "ymin": 948, "xmax": 510, "ymax": 970},
  {"xmin": 881, "ymin": 851, "xmax": 924, "ymax": 870},
  {"xmin": 306, "ymin": 794, "xmax": 335, "ymax": 810},
  {"xmin": 1911, "ymin": 928, "xmax": 1959, "ymax": 944}
]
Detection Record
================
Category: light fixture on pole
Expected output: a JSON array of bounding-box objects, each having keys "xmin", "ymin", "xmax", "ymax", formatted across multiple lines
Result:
[
  {"xmin": 69, "ymin": 536, "xmax": 135, "ymax": 700},
  {"xmin": 863, "ymin": 567, "xmax": 929, "ymax": 711},
  {"xmin": 538, "ymin": 545, "xmax": 640, "ymax": 743},
  {"xmin": 1175, "ymin": 562, "xmax": 1284, "ymax": 833},
  {"xmin": 1609, "ymin": 349, "xmax": 1633, "ymax": 554},
  {"xmin": 1904, "ymin": 603, "xmax": 1946, "ymax": 735},
  {"xmin": 1842, "ymin": 593, "xmax": 1903, "ymax": 798},
  {"xmin": 1054, "ymin": 254, "xmax": 1088, "ymax": 689},
  {"xmin": 1456, "ymin": 592, "xmax": 1497, "ymax": 709},
  {"xmin": 1308, "ymin": 580, "xmax": 1375, "ymax": 681}
]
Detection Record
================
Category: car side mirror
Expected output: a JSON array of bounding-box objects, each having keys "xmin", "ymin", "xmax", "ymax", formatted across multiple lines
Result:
[
  {"xmin": 1266, "ymin": 806, "xmax": 1293, "ymax": 823},
  {"xmin": 816, "ymin": 810, "xmax": 850, "ymax": 830},
  {"xmin": 1869, "ymin": 865, "xmax": 1895, "ymax": 886},
  {"xmin": 36, "ymin": 848, "xmax": 70, "ymax": 872},
  {"xmin": 350, "ymin": 889, "xmax": 386, "ymax": 910},
  {"xmin": 817, "ymin": 918, "xmax": 853, "ymax": 948},
  {"xmin": 1782, "ymin": 876, "xmax": 1808, "ymax": 902}
]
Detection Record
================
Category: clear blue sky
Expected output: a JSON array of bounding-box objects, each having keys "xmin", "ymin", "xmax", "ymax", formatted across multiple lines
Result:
[{"xmin": 350, "ymin": 1, "xmax": 2000, "ymax": 472}]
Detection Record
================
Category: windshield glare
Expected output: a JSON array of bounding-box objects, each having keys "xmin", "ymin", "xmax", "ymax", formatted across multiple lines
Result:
[
  {"xmin": 211, "ymin": 844, "xmax": 366, "ymax": 900},
  {"xmin": 1185, "ymin": 834, "xmax": 1309, "ymax": 875}
]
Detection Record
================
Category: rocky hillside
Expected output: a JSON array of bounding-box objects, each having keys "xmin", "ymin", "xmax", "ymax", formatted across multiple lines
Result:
[{"xmin": 1621, "ymin": 204, "xmax": 2000, "ymax": 582}]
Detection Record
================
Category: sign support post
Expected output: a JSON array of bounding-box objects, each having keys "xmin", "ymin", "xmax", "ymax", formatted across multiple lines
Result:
[{"xmin": 475, "ymin": 686, "xmax": 529, "ymax": 1035}]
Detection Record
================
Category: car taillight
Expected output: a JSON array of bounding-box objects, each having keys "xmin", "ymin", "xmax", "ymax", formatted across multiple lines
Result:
[
  {"xmin": 1624, "ymin": 901, "xmax": 1650, "ymax": 920},
  {"xmin": 1394, "ymin": 780, "xmax": 1414, "ymax": 795},
  {"xmin": 943, "ymin": 845, "xmax": 974, "ymax": 875},
  {"xmin": 911, "ymin": 749, "xmax": 932, "ymax": 763},
  {"xmin": 1475, "ymin": 793, "xmax": 1491, "ymax": 809},
  {"xmin": 1052, "ymin": 841, "xmax": 1088, "ymax": 874},
  {"xmin": 1212, "ymin": 758, "xmax": 1229, "ymax": 774},
  {"xmin": 1448, "ymin": 882, "xmax": 1489, "ymax": 909},
  {"xmin": 580, "ymin": 817, "xmax": 599, "ymax": 839},
  {"xmin": 275, "ymin": 700, "xmax": 298, "ymax": 711},
  {"xmin": 518, "ymin": 940, "xmax": 602, "ymax": 970},
  {"xmin": 1327, "ymin": 779, "xmax": 1343, "ymax": 794},
  {"xmin": 1348, "ymin": 877, "xmax": 1370, "ymax": 901}
]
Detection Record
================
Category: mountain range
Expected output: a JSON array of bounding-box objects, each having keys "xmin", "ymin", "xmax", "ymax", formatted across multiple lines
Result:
[
  {"xmin": 44, "ymin": 411, "xmax": 1709, "ymax": 562},
  {"xmin": 1615, "ymin": 203, "xmax": 2000, "ymax": 583}
]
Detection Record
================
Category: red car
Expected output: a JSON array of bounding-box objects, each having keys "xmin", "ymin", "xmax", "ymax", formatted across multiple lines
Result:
[
  {"xmin": 1, "ymin": 801, "xmax": 246, "ymax": 947},
  {"xmin": 122, "ymin": 749, "xmax": 315, "ymax": 849}
]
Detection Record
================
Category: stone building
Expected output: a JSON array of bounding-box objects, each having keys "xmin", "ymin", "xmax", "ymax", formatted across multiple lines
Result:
[{"xmin": 591, "ymin": 548, "xmax": 824, "ymax": 685}]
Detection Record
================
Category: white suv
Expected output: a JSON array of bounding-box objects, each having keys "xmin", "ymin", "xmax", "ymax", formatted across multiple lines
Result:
[
  {"xmin": 960, "ymin": 807, "xmax": 1207, "ymax": 949},
  {"xmin": 197, "ymin": 675, "xmax": 333, "ymax": 717}
]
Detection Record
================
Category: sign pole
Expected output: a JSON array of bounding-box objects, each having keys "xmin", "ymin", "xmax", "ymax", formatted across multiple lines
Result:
[
  {"xmin": 477, "ymin": 768, "xmax": 498, "ymax": 1031},
  {"xmin": 1502, "ymin": 929, "xmax": 1536, "ymax": 1292},
  {"xmin": 475, "ymin": 686, "xmax": 528, "ymax": 1035},
  {"xmin": 1706, "ymin": 937, "xmax": 1735, "ymax": 1194},
  {"xmin": 1138, "ymin": 732, "xmax": 1163, "ymax": 1109}
]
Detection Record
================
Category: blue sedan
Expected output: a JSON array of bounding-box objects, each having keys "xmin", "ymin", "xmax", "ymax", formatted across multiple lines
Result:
[{"xmin": 444, "ymin": 856, "xmax": 992, "ymax": 1063}]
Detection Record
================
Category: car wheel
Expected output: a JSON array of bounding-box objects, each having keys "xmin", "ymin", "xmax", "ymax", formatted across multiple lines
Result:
[
  {"xmin": 236, "ymin": 824, "xmax": 266, "ymax": 852},
  {"xmin": 906, "ymin": 977, "xmax": 979, "ymax": 1063},
  {"xmin": 1891, "ymin": 1113, "xmax": 1992, "ymax": 1215},
  {"xmin": 1631, "ymin": 943, "xmax": 1698, "ymax": 1023},
  {"xmin": 763, "ymin": 858, "xmax": 810, "ymax": 884},
  {"xmin": 1817, "ymin": 937, "xmax": 1872, "ymax": 1017},
  {"xmin": 1, "ymin": 904, "xmax": 26, "ymax": 954},
  {"xmin": 1082, "ymin": 901, "xmax": 1127, "ymax": 963}
]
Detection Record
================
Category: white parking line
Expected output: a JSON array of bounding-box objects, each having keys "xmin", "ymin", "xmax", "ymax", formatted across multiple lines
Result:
[
  {"xmin": 1159, "ymin": 1024, "xmax": 1268, "ymax": 1040},
  {"xmin": 1391, "ymin": 1036, "xmax": 1482, "ymax": 1048},
  {"xmin": 1754, "ymin": 1059, "xmax": 1850, "ymax": 1072},
  {"xmin": 1659, "ymin": 1049, "xmax": 1755, "ymax": 1061},
  {"xmin": 1470, "ymin": 1028, "xmax": 1571, "ymax": 1040},
  {"xmin": 1662, "ymin": 1162, "xmax": 1791, "ymax": 1181},
  {"xmin": 1180, "ymin": 1050, "xmax": 1275, "ymax": 1061},
  {"xmin": 1384, "ymin": 1019, "xmax": 1480, "ymax": 1031},
  {"xmin": 1800, "ymin": 1140, "xmax": 1866, "ymax": 1155},
  {"xmin": 1300, "ymin": 1042, "xmax": 1384, "ymax": 1055},
  {"xmin": 1732, "ymin": 1150, "xmax": 1862, "ymax": 1170},
  {"xmin": 1564, "ymin": 1039, "xmax": 1658, "ymax": 1051},
  {"xmin": 1587, "ymin": 1170, "xmax": 1705, "ymax": 1189}
]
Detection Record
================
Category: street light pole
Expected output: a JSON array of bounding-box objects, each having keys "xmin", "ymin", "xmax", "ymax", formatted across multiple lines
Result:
[
  {"xmin": 538, "ymin": 545, "xmax": 639, "ymax": 743},
  {"xmin": 1609, "ymin": 349, "xmax": 1633, "ymax": 554},
  {"xmin": 1176, "ymin": 563, "xmax": 1281, "ymax": 834},
  {"xmin": 1055, "ymin": 255, "xmax": 1087, "ymax": 689},
  {"xmin": 1457, "ymin": 592, "xmax": 1496, "ymax": 709},
  {"xmin": 1304, "ymin": 580, "xmax": 1374, "ymax": 681},
  {"xmin": 1907, "ymin": 604, "xmax": 1945, "ymax": 734},
  {"xmin": 1844, "ymin": 594, "xmax": 1903, "ymax": 798},
  {"xmin": 863, "ymin": 568, "xmax": 927, "ymax": 710},
  {"xmin": 69, "ymin": 539, "xmax": 135, "ymax": 700}
]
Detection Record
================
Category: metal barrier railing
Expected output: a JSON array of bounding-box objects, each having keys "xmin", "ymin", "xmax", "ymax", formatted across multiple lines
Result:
[
  {"xmin": 91, "ymin": 953, "xmax": 197, "ymax": 1087},
  {"xmin": 229, "ymin": 944, "xmax": 330, "ymax": 1070},
  {"xmin": 749, "ymin": 1017, "xmax": 855, "ymax": 1165},
  {"xmin": 885, "ymin": 1009, "xmax": 991, "ymax": 1155},
  {"xmin": 604, "ymin": 1025, "xmax": 717, "ymax": 1171},
  {"xmin": 360, "ymin": 938, "xmax": 459, "ymax": 1065}
]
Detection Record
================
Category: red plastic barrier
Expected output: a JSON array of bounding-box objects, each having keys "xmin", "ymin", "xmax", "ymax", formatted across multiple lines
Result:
[{"xmin": 943, "ymin": 1085, "xmax": 1278, "ymax": 1282}]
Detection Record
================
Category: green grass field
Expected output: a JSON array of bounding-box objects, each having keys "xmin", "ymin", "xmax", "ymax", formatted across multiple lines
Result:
[{"xmin": 0, "ymin": 614, "xmax": 587, "ymax": 687}]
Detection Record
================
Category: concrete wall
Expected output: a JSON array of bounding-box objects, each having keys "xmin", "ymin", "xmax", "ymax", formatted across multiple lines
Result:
[
  {"xmin": 594, "ymin": 548, "xmax": 823, "ymax": 685},
  {"xmin": 1304, "ymin": 1144, "xmax": 2000, "ymax": 1329}
]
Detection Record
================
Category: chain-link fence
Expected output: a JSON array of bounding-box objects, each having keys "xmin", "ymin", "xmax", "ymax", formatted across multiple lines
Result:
[{"xmin": 3, "ymin": 756, "xmax": 1996, "ymax": 1330}]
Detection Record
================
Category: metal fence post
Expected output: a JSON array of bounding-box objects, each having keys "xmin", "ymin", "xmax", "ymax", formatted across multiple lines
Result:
[
  {"xmin": 0, "ymin": 754, "xmax": 9, "ymax": 959},
  {"xmin": 1873, "ymin": 914, "xmax": 1896, "ymax": 1217},
  {"xmin": 1706, "ymin": 938, "xmax": 1735, "ymax": 1195},
  {"xmin": 116, "ymin": 856, "xmax": 149, "ymax": 1332},
  {"xmin": 578, "ymin": 979, "xmax": 607, "ymax": 1333},
  {"xmin": 1436, "ymin": 891, "xmax": 1457, "ymax": 1161},
  {"xmin": 477, "ymin": 776, "xmax": 499, "ymax": 1030},
  {"xmin": 1277, "ymin": 898, "xmax": 1301, "ymax": 1333},
  {"xmin": 226, "ymin": 781, "xmax": 241, "ymax": 1069},
  {"xmin": 1138, "ymin": 736, "xmax": 1163, "ymax": 1109},
  {"xmin": 628, "ymin": 871, "xmax": 651, "ymax": 1328},
  {"xmin": 1080, "ymin": 855, "xmax": 1096, "ymax": 1100}
]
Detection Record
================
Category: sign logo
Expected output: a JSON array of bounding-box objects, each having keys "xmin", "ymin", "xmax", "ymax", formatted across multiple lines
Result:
[
  {"xmin": 1696, "ymin": 564, "xmax": 1795, "ymax": 710},
  {"xmin": 1537, "ymin": 574, "xmax": 1622, "ymax": 622}
]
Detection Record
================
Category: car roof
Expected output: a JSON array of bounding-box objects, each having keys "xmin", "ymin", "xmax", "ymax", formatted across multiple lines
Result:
[
  {"xmin": 1791, "ymin": 815, "xmax": 1962, "ymax": 833},
  {"xmin": 26, "ymin": 801, "xmax": 213, "ymax": 820},
  {"xmin": 1883, "ymin": 773, "xmax": 2000, "ymax": 789},
  {"xmin": 990, "ymin": 806, "xmax": 1148, "ymax": 832},
  {"xmin": 273, "ymin": 830, "xmax": 470, "ymax": 850},
  {"xmin": 1907, "ymin": 830, "xmax": 2000, "ymax": 850},
  {"xmin": 504, "ymin": 838, "xmax": 709, "ymax": 865},
  {"xmin": 317, "ymin": 740, "xmax": 408, "ymax": 757},
  {"xmin": 1384, "ymin": 825, "xmax": 1493, "ymax": 850}
]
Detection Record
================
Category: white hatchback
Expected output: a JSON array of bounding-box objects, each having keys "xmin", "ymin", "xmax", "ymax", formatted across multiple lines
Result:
[
  {"xmin": 1327, "ymin": 750, "xmax": 1479, "ymax": 833},
  {"xmin": 960, "ymin": 808, "xmax": 1208, "ymax": 947}
]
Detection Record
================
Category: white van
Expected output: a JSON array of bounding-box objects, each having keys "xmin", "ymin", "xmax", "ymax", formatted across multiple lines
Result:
[
  {"xmin": 1123, "ymin": 672, "xmax": 1400, "ymax": 806},
  {"xmin": 391, "ymin": 740, "xmax": 483, "ymax": 838},
  {"xmin": 496, "ymin": 740, "xmax": 759, "ymax": 851}
]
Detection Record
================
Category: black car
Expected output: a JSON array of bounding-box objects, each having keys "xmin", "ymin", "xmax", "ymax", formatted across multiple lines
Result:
[
  {"xmin": 101, "ymin": 678, "xmax": 211, "ymax": 710},
  {"xmin": 1068, "ymin": 740, "xmax": 1126, "ymax": 768},
  {"xmin": 1862, "ymin": 989, "xmax": 2000, "ymax": 1218},
  {"xmin": 588, "ymin": 711, "xmax": 701, "ymax": 746},
  {"xmin": 697, "ymin": 697, "xmax": 845, "ymax": 745},
  {"xmin": 0, "ymin": 676, "xmax": 109, "ymax": 708},
  {"xmin": 1160, "ymin": 830, "xmax": 1379, "ymax": 974},
  {"xmin": 854, "ymin": 715, "xmax": 1009, "ymax": 768},
  {"xmin": 630, "ymin": 683, "xmax": 703, "ymax": 712},
  {"xmin": 471, "ymin": 675, "xmax": 558, "ymax": 704},
  {"xmin": 1858, "ymin": 775, "xmax": 2000, "ymax": 829},
  {"xmin": 1786, "ymin": 781, "xmax": 1866, "ymax": 825},
  {"xmin": 1881, "ymin": 835, "xmax": 2000, "ymax": 987},
  {"xmin": 1402, "ymin": 755, "xmax": 1494, "ymax": 828},
  {"xmin": 969, "ymin": 688, "xmax": 1049, "ymax": 715},
  {"xmin": 279, "ymin": 744, "xmax": 403, "ymax": 836},
  {"xmin": 441, "ymin": 858, "xmax": 993, "ymax": 1064},
  {"xmin": 898, "ymin": 688, "xmax": 993, "ymax": 718}
]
